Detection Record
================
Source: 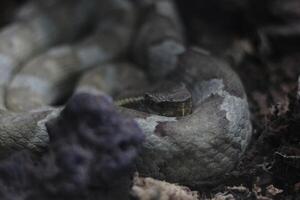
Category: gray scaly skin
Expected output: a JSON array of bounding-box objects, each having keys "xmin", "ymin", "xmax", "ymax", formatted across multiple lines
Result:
[
  {"xmin": 0, "ymin": 0, "xmax": 252, "ymax": 187},
  {"xmin": 133, "ymin": 0, "xmax": 186, "ymax": 79},
  {"xmin": 75, "ymin": 62, "xmax": 149, "ymax": 97},
  {"xmin": 0, "ymin": 0, "xmax": 136, "ymax": 157},
  {"xmin": 0, "ymin": 107, "xmax": 61, "ymax": 158},
  {"xmin": 0, "ymin": 0, "xmax": 100, "ymax": 110},
  {"xmin": 131, "ymin": 48, "xmax": 252, "ymax": 186},
  {"xmin": 6, "ymin": 0, "xmax": 137, "ymax": 112}
]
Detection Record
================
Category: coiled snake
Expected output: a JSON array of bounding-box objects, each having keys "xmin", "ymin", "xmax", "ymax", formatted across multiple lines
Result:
[{"xmin": 0, "ymin": 0, "xmax": 252, "ymax": 186}]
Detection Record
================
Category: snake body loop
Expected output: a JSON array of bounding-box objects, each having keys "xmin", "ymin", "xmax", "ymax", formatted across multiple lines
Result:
[
  {"xmin": 123, "ymin": 48, "xmax": 252, "ymax": 186},
  {"xmin": 0, "ymin": 0, "xmax": 137, "ymax": 154},
  {"xmin": 0, "ymin": 0, "xmax": 101, "ymax": 110}
]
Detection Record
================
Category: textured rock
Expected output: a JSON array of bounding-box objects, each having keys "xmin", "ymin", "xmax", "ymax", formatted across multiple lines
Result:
[
  {"xmin": 0, "ymin": 93, "xmax": 145, "ymax": 200},
  {"xmin": 132, "ymin": 175, "xmax": 198, "ymax": 200}
]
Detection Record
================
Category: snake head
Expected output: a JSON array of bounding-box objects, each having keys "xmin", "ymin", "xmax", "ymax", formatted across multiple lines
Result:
[{"xmin": 144, "ymin": 82, "xmax": 192, "ymax": 117}]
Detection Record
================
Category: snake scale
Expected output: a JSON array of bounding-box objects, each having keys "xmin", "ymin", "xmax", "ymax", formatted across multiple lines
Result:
[{"xmin": 0, "ymin": 0, "xmax": 252, "ymax": 186}]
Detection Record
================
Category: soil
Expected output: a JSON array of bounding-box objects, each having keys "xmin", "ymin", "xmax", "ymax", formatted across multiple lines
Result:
[{"xmin": 176, "ymin": 1, "xmax": 300, "ymax": 199}]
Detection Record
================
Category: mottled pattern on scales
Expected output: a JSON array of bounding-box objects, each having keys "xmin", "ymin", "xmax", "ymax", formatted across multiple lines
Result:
[{"xmin": 0, "ymin": 0, "xmax": 252, "ymax": 191}]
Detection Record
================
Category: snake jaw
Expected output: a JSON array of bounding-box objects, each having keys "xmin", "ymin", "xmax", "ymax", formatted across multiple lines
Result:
[{"xmin": 114, "ymin": 82, "xmax": 192, "ymax": 117}]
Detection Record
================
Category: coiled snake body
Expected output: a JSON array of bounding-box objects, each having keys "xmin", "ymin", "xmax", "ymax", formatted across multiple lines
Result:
[
  {"xmin": 118, "ymin": 49, "xmax": 252, "ymax": 186},
  {"xmin": 0, "ymin": 0, "xmax": 252, "ymax": 186}
]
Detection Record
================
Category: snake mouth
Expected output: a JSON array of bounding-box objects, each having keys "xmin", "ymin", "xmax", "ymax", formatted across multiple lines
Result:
[{"xmin": 143, "ymin": 96, "xmax": 193, "ymax": 117}]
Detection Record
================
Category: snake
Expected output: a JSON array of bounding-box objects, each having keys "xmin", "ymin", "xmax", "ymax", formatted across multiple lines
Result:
[{"xmin": 0, "ymin": 0, "xmax": 252, "ymax": 187}]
